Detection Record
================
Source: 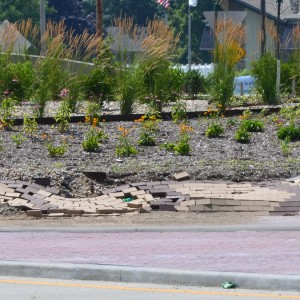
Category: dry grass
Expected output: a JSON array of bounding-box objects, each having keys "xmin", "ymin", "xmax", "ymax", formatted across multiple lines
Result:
[{"xmin": 214, "ymin": 18, "xmax": 246, "ymax": 65}]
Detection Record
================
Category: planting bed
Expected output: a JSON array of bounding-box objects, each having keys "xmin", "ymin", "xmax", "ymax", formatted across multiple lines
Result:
[{"xmin": 1, "ymin": 100, "xmax": 300, "ymax": 200}]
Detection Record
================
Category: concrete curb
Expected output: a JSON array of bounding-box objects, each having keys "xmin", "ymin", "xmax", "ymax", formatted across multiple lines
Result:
[
  {"xmin": 0, "ymin": 261, "xmax": 299, "ymax": 291},
  {"xmin": 2, "ymin": 223, "xmax": 300, "ymax": 233}
]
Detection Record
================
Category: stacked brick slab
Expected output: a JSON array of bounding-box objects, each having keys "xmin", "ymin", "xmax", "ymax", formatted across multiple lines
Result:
[{"xmin": 1, "ymin": 178, "xmax": 300, "ymax": 217}]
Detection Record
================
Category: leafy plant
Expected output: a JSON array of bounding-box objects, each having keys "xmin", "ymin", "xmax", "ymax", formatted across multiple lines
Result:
[
  {"xmin": 171, "ymin": 101, "xmax": 187, "ymax": 123},
  {"xmin": 235, "ymin": 127, "xmax": 251, "ymax": 143},
  {"xmin": 281, "ymin": 138, "xmax": 291, "ymax": 156},
  {"xmin": 82, "ymin": 127, "xmax": 107, "ymax": 152},
  {"xmin": 135, "ymin": 112, "xmax": 160, "ymax": 146},
  {"xmin": 206, "ymin": 122, "xmax": 224, "ymax": 138},
  {"xmin": 116, "ymin": 126, "xmax": 137, "ymax": 157},
  {"xmin": 226, "ymin": 118, "xmax": 237, "ymax": 127},
  {"xmin": 162, "ymin": 123, "xmax": 192, "ymax": 155},
  {"xmin": 183, "ymin": 70, "xmax": 206, "ymax": 96},
  {"xmin": 11, "ymin": 133, "xmax": 26, "ymax": 148},
  {"xmin": 251, "ymin": 52, "xmax": 278, "ymax": 105},
  {"xmin": 86, "ymin": 102, "xmax": 102, "ymax": 124},
  {"xmin": 241, "ymin": 119, "xmax": 264, "ymax": 132},
  {"xmin": 279, "ymin": 105, "xmax": 300, "ymax": 121},
  {"xmin": 23, "ymin": 114, "xmax": 38, "ymax": 140},
  {"xmin": 138, "ymin": 132, "xmax": 156, "ymax": 146},
  {"xmin": 116, "ymin": 64, "xmax": 143, "ymax": 115},
  {"xmin": 0, "ymin": 61, "xmax": 35, "ymax": 102},
  {"xmin": 54, "ymin": 98, "xmax": 71, "ymax": 133},
  {"xmin": 82, "ymin": 64, "xmax": 115, "ymax": 105},
  {"xmin": 0, "ymin": 97, "xmax": 15, "ymax": 130},
  {"xmin": 277, "ymin": 123, "xmax": 300, "ymax": 141},
  {"xmin": 47, "ymin": 142, "xmax": 67, "ymax": 157}
]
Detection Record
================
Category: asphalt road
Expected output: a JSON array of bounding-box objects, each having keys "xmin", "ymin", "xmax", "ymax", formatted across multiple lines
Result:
[{"xmin": 1, "ymin": 277, "xmax": 300, "ymax": 300}]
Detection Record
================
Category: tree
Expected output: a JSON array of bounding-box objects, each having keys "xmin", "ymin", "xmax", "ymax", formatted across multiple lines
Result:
[
  {"xmin": 0, "ymin": 0, "xmax": 41, "ymax": 24},
  {"xmin": 0, "ymin": 0, "xmax": 54, "ymax": 25}
]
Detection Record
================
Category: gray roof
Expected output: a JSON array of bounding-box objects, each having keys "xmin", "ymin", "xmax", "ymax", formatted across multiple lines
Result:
[
  {"xmin": 0, "ymin": 20, "xmax": 31, "ymax": 53},
  {"xmin": 223, "ymin": 0, "xmax": 299, "ymax": 21}
]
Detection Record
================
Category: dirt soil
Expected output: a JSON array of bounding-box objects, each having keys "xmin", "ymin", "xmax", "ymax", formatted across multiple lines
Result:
[{"xmin": 0, "ymin": 211, "xmax": 258, "ymax": 228}]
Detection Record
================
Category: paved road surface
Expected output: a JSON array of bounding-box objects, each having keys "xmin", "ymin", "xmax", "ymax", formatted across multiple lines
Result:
[
  {"xmin": 1, "ymin": 277, "xmax": 300, "ymax": 300},
  {"xmin": 0, "ymin": 230, "xmax": 300, "ymax": 274}
]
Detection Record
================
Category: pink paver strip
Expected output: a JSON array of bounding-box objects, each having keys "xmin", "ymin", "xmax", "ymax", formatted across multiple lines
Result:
[{"xmin": 0, "ymin": 231, "xmax": 300, "ymax": 275}]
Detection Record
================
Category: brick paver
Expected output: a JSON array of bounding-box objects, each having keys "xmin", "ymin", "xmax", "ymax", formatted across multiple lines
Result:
[
  {"xmin": 0, "ymin": 231, "xmax": 299, "ymax": 275},
  {"xmin": 1, "ymin": 176, "xmax": 300, "ymax": 217}
]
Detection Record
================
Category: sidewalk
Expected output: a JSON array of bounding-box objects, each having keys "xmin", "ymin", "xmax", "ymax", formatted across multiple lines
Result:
[{"xmin": 0, "ymin": 225, "xmax": 300, "ymax": 291}]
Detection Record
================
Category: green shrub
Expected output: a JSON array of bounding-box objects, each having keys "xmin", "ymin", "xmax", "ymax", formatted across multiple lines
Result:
[
  {"xmin": 251, "ymin": 52, "xmax": 278, "ymax": 104},
  {"xmin": 235, "ymin": 127, "xmax": 251, "ymax": 143},
  {"xmin": 116, "ymin": 65, "xmax": 144, "ymax": 115},
  {"xmin": 82, "ymin": 66, "xmax": 115, "ymax": 105},
  {"xmin": 82, "ymin": 127, "xmax": 102, "ymax": 152},
  {"xmin": 0, "ymin": 61, "xmax": 35, "ymax": 102},
  {"xmin": 206, "ymin": 122, "xmax": 224, "ymax": 138},
  {"xmin": 33, "ymin": 56, "xmax": 69, "ymax": 117},
  {"xmin": 183, "ymin": 70, "xmax": 206, "ymax": 95},
  {"xmin": 277, "ymin": 123, "xmax": 300, "ymax": 141},
  {"xmin": 241, "ymin": 119, "xmax": 264, "ymax": 132},
  {"xmin": 0, "ymin": 97, "xmax": 15, "ymax": 130},
  {"xmin": 47, "ymin": 143, "xmax": 67, "ymax": 157},
  {"xmin": 138, "ymin": 132, "xmax": 156, "ymax": 146}
]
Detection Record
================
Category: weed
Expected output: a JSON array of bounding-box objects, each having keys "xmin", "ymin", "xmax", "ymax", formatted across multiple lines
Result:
[
  {"xmin": 55, "ymin": 99, "xmax": 71, "ymax": 132},
  {"xmin": 86, "ymin": 102, "xmax": 102, "ymax": 124},
  {"xmin": 281, "ymin": 138, "xmax": 291, "ymax": 156},
  {"xmin": 171, "ymin": 101, "xmax": 187, "ymax": 123},
  {"xmin": 11, "ymin": 132, "xmax": 26, "ymax": 148},
  {"xmin": 0, "ymin": 97, "xmax": 15, "ymax": 130},
  {"xmin": 235, "ymin": 127, "xmax": 251, "ymax": 143},
  {"xmin": 47, "ymin": 143, "xmax": 67, "ymax": 157},
  {"xmin": 206, "ymin": 122, "xmax": 224, "ymax": 138},
  {"xmin": 23, "ymin": 114, "xmax": 38, "ymax": 140}
]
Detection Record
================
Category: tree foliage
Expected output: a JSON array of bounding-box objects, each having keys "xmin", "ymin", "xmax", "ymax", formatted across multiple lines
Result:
[
  {"xmin": 167, "ymin": 0, "xmax": 213, "ymax": 63},
  {"xmin": 0, "ymin": 0, "xmax": 53, "ymax": 25}
]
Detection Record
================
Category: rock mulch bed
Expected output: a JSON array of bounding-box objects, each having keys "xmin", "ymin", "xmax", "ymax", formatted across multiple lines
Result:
[{"xmin": 1, "ymin": 174, "xmax": 300, "ymax": 218}]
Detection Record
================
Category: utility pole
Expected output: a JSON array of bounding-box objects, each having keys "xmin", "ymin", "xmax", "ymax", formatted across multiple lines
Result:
[
  {"xmin": 188, "ymin": 0, "xmax": 197, "ymax": 71},
  {"xmin": 96, "ymin": 0, "xmax": 103, "ymax": 37},
  {"xmin": 276, "ymin": 0, "xmax": 282, "ymax": 100},
  {"xmin": 40, "ymin": 0, "xmax": 46, "ymax": 55},
  {"xmin": 261, "ymin": 0, "xmax": 266, "ymax": 55},
  {"xmin": 188, "ymin": 4, "xmax": 192, "ymax": 71}
]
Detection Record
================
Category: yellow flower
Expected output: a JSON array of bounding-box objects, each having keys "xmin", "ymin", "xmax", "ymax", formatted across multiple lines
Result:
[
  {"xmin": 92, "ymin": 118, "xmax": 98, "ymax": 127},
  {"xmin": 118, "ymin": 126, "xmax": 125, "ymax": 131},
  {"xmin": 85, "ymin": 116, "xmax": 91, "ymax": 123}
]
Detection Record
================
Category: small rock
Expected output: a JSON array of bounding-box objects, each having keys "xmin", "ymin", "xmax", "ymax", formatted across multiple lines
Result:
[{"xmin": 173, "ymin": 171, "xmax": 190, "ymax": 181}]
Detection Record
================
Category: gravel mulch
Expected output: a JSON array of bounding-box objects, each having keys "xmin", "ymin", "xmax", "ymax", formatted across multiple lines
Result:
[{"xmin": 1, "ymin": 99, "xmax": 300, "ymax": 198}]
